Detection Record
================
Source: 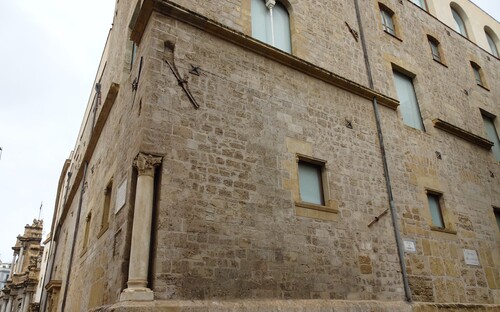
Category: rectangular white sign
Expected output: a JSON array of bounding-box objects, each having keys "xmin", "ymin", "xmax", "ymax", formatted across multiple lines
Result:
[
  {"xmin": 463, "ymin": 249, "xmax": 480, "ymax": 266},
  {"xmin": 403, "ymin": 239, "xmax": 417, "ymax": 253}
]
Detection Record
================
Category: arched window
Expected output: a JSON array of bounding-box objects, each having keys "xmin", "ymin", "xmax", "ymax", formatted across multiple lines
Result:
[
  {"xmin": 485, "ymin": 27, "xmax": 499, "ymax": 58},
  {"xmin": 427, "ymin": 35, "xmax": 443, "ymax": 63},
  {"xmin": 251, "ymin": 0, "xmax": 291, "ymax": 53},
  {"xmin": 451, "ymin": 6, "xmax": 467, "ymax": 37}
]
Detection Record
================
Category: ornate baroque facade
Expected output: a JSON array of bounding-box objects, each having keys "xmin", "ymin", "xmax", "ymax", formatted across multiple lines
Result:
[
  {"xmin": 42, "ymin": 0, "xmax": 500, "ymax": 311},
  {"xmin": 1, "ymin": 220, "xmax": 44, "ymax": 312}
]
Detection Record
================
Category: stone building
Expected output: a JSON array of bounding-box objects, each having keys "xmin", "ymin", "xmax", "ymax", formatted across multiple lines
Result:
[
  {"xmin": 1, "ymin": 220, "xmax": 44, "ymax": 312},
  {"xmin": 0, "ymin": 262, "xmax": 11, "ymax": 291},
  {"xmin": 42, "ymin": 0, "xmax": 500, "ymax": 311}
]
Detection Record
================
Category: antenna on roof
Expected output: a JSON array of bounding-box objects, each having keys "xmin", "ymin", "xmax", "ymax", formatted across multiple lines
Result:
[
  {"xmin": 0, "ymin": 147, "xmax": 3, "ymax": 160},
  {"xmin": 38, "ymin": 202, "xmax": 43, "ymax": 220}
]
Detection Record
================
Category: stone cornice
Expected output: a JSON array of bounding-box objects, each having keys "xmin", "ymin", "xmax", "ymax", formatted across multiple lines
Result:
[
  {"xmin": 433, "ymin": 118, "xmax": 494, "ymax": 150},
  {"xmin": 56, "ymin": 83, "xmax": 120, "ymax": 238},
  {"xmin": 45, "ymin": 279, "xmax": 62, "ymax": 292},
  {"xmin": 132, "ymin": 0, "xmax": 400, "ymax": 110}
]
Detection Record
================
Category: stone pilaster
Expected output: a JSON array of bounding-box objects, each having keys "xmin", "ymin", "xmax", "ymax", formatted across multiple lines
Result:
[
  {"xmin": 4, "ymin": 296, "xmax": 12, "ymax": 312},
  {"xmin": 120, "ymin": 153, "xmax": 162, "ymax": 302}
]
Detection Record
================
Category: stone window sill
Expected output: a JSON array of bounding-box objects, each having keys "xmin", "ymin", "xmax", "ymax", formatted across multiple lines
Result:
[
  {"xmin": 430, "ymin": 226, "xmax": 457, "ymax": 235},
  {"xmin": 432, "ymin": 58, "xmax": 448, "ymax": 68},
  {"xmin": 97, "ymin": 223, "xmax": 109, "ymax": 239},
  {"xmin": 477, "ymin": 83, "xmax": 490, "ymax": 91},
  {"xmin": 295, "ymin": 201, "xmax": 338, "ymax": 214},
  {"xmin": 384, "ymin": 30, "xmax": 402, "ymax": 42}
]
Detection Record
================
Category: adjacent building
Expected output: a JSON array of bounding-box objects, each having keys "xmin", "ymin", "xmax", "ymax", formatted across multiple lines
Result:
[
  {"xmin": 0, "ymin": 262, "xmax": 11, "ymax": 291},
  {"xmin": 1, "ymin": 220, "xmax": 44, "ymax": 312},
  {"xmin": 42, "ymin": 0, "xmax": 500, "ymax": 311}
]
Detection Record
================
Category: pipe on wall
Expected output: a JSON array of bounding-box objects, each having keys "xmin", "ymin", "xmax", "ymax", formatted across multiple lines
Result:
[{"xmin": 353, "ymin": 0, "xmax": 412, "ymax": 302}]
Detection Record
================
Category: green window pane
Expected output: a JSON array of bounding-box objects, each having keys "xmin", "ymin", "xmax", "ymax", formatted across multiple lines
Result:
[
  {"xmin": 427, "ymin": 194, "xmax": 444, "ymax": 228},
  {"xmin": 486, "ymin": 32, "xmax": 499, "ymax": 57},
  {"xmin": 482, "ymin": 115, "xmax": 500, "ymax": 161},
  {"xmin": 393, "ymin": 71, "xmax": 424, "ymax": 130},
  {"xmin": 298, "ymin": 161, "xmax": 324, "ymax": 205},
  {"xmin": 452, "ymin": 8, "xmax": 467, "ymax": 37}
]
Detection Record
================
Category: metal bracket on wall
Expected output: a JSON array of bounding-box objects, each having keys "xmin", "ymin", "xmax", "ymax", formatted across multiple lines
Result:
[
  {"xmin": 368, "ymin": 209, "xmax": 389, "ymax": 227},
  {"xmin": 345, "ymin": 22, "xmax": 359, "ymax": 42}
]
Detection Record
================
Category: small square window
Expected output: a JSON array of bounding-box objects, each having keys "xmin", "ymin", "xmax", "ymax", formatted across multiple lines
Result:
[
  {"xmin": 298, "ymin": 160, "xmax": 325, "ymax": 205},
  {"xmin": 427, "ymin": 192, "xmax": 444, "ymax": 229}
]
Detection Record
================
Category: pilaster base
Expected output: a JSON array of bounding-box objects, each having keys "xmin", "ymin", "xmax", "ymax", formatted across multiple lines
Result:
[{"xmin": 119, "ymin": 288, "xmax": 154, "ymax": 302}]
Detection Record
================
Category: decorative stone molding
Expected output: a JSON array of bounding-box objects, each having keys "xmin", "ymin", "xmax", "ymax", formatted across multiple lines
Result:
[
  {"xmin": 433, "ymin": 118, "xmax": 494, "ymax": 150},
  {"xmin": 265, "ymin": 0, "xmax": 276, "ymax": 9},
  {"xmin": 133, "ymin": 153, "xmax": 162, "ymax": 177}
]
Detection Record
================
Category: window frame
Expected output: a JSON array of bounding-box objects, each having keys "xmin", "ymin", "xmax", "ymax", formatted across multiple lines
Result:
[
  {"xmin": 98, "ymin": 179, "xmax": 113, "ymax": 238},
  {"xmin": 485, "ymin": 28, "xmax": 499, "ymax": 58},
  {"xmin": 424, "ymin": 189, "xmax": 456, "ymax": 234},
  {"xmin": 379, "ymin": 4, "xmax": 397, "ymax": 37},
  {"xmin": 392, "ymin": 68, "xmax": 425, "ymax": 131},
  {"xmin": 451, "ymin": 6, "xmax": 468, "ymax": 38},
  {"xmin": 294, "ymin": 154, "xmax": 335, "ymax": 213},
  {"xmin": 81, "ymin": 212, "xmax": 92, "ymax": 255},
  {"xmin": 427, "ymin": 35, "xmax": 444, "ymax": 64},
  {"xmin": 480, "ymin": 109, "xmax": 500, "ymax": 162},
  {"xmin": 470, "ymin": 61, "xmax": 487, "ymax": 89},
  {"xmin": 251, "ymin": 0, "xmax": 292, "ymax": 53},
  {"xmin": 426, "ymin": 191, "xmax": 445, "ymax": 229},
  {"xmin": 410, "ymin": 0, "xmax": 427, "ymax": 11},
  {"xmin": 297, "ymin": 158, "xmax": 325, "ymax": 206}
]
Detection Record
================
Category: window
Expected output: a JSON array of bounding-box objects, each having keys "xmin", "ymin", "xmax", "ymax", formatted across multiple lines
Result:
[
  {"xmin": 392, "ymin": 70, "xmax": 424, "ymax": 130},
  {"xmin": 379, "ymin": 5, "xmax": 396, "ymax": 36},
  {"xmin": 470, "ymin": 62, "xmax": 485, "ymax": 87},
  {"xmin": 100, "ymin": 180, "xmax": 113, "ymax": 233},
  {"xmin": 494, "ymin": 208, "xmax": 500, "ymax": 232},
  {"xmin": 481, "ymin": 112, "xmax": 500, "ymax": 161},
  {"xmin": 251, "ymin": 0, "xmax": 291, "ymax": 53},
  {"xmin": 298, "ymin": 159, "xmax": 325, "ymax": 205},
  {"xmin": 427, "ymin": 36, "xmax": 442, "ymax": 62},
  {"xmin": 410, "ymin": 0, "xmax": 427, "ymax": 10},
  {"xmin": 427, "ymin": 192, "xmax": 444, "ymax": 229},
  {"xmin": 82, "ymin": 213, "xmax": 91, "ymax": 252},
  {"xmin": 485, "ymin": 28, "xmax": 499, "ymax": 58},
  {"xmin": 451, "ymin": 6, "xmax": 468, "ymax": 37}
]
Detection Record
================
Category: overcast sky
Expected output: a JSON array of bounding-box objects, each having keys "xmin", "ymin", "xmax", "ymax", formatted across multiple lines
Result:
[{"xmin": 0, "ymin": 0, "xmax": 498, "ymax": 262}]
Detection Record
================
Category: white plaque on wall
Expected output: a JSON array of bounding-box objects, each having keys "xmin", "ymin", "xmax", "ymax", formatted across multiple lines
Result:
[
  {"xmin": 115, "ymin": 179, "xmax": 127, "ymax": 214},
  {"xmin": 403, "ymin": 239, "xmax": 417, "ymax": 253},
  {"xmin": 463, "ymin": 249, "xmax": 480, "ymax": 266}
]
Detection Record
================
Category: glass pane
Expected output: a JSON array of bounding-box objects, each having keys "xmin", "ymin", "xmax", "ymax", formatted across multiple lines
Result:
[
  {"xmin": 381, "ymin": 10, "xmax": 395, "ymax": 35},
  {"xmin": 486, "ymin": 32, "xmax": 499, "ymax": 57},
  {"xmin": 272, "ymin": 2, "xmax": 291, "ymax": 53},
  {"xmin": 251, "ymin": 0, "xmax": 272, "ymax": 45},
  {"xmin": 393, "ymin": 71, "xmax": 424, "ymax": 130},
  {"xmin": 452, "ymin": 8, "xmax": 467, "ymax": 37},
  {"xmin": 482, "ymin": 115, "xmax": 500, "ymax": 161},
  {"xmin": 427, "ymin": 194, "xmax": 444, "ymax": 228},
  {"xmin": 298, "ymin": 161, "xmax": 324, "ymax": 205},
  {"xmin": 411, "ymin": 0, "xmax": 427, "ymax": 10},
  {"xmin": 429, "ymin": 40, "xmax": 441, "ymax": 61},
  {"xmin": 472, "ymin": 66, "xmax": 482, "ymax": 85}
]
